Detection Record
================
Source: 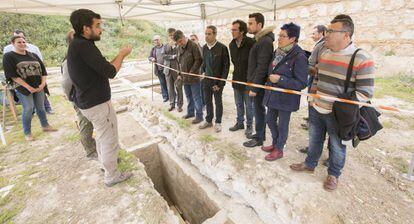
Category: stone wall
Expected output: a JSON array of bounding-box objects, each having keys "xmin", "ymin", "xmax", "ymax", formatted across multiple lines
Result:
[{"xmin": 162, "ymin": 0, "xmax": 414, "ymax": 76}]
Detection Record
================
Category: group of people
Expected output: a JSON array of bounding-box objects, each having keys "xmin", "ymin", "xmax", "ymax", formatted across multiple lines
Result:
[
  {"xmin": 2, "ymin": 30, "xmax": 57, "ymax": 141},
  {"xmin": 2, "ymin": 8, "xmax": 375, "ymax": 191},
  {"xmin": 149, "ymin": 12, "xmax": 375, "ymax": 191}
]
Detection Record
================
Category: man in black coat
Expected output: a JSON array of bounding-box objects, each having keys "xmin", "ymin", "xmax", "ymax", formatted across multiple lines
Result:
[
  {"xmin": 229, "ymin": 19, "xmax": 255, "ymax": 137},
  {"xmin": 243, "ymin": 13, "xmax": 275, "ymax": 147}
]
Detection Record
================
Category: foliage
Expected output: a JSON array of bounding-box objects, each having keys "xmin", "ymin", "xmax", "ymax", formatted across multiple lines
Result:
[{"xmin": 0, "ymin": 12, "xmax": 166, "ymax": 70}]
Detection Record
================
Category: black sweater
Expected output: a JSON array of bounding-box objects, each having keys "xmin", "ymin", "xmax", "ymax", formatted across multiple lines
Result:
[
  {"xmin": 67, "ymin": 36, "xmax": 117, "ymax": 109},
  {"xmin": 229, "ymin": 36, "xmax": 255, "ymax": 90}
]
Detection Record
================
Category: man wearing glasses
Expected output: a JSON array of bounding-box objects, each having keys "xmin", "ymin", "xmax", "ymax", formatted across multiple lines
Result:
[{"xmin": 291, "ymin": 14, "xmax": 375, "ymax": 191}]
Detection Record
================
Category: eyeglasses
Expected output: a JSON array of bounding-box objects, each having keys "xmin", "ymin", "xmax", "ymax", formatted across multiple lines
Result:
[{"xmin": 326, "ymin": 29, "xmax": 348, "ymax": 34}]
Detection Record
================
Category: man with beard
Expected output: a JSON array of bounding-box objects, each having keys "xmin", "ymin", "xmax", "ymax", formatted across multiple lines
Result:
[{"xmin": 67, "ymin": 9, "xmax": 132, "ymax": 187}]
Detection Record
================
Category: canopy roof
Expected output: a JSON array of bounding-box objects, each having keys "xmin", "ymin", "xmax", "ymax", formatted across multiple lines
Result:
[{"xmin": 0, "ymin": 0, "xmax": 305, "ymax": 21}]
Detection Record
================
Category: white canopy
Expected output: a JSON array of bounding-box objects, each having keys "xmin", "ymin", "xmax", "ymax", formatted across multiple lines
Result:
[{"xmin": 0, "ymin": 0, "xmax": 305, "ymax": 21}]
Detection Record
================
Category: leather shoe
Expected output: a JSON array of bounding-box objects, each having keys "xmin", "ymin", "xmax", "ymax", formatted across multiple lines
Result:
[
  {"xmin": 243, "ymin": 139, "xmax": 263, "ymax": 147},
  {"xmin": 261, "ymin": 145, "xmax": 275, "ymax": 152},
  {"xmin": 229, "ymin": 123, "xmax": 244, "ymax": 131},
  {"xmin": 182, "ymin": 114, "xmax": 194, "ymax": 119},
  {"xmin": 323, "ymin": 175, "xmax": 338, "ymax": 191},
  {"xmin": 265, "ymin": 150, "xmax": 283, "ymax": 161},
  {"xmin": 290, "ymin": 162, "xmax": 314, "ymax": 173},
  {"xmin": 246, "ymin": 133, "xmax": 257, "ymax": 139}
]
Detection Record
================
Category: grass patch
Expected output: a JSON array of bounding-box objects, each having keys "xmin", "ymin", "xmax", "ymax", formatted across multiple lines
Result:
[
  {"xmin": 118, "ymin": 150, "xmax": 138, "ymax": 172},
  {"xmin": 388, "ymin": 156, "xmax": 409, "ymax": 173},
  {"xmin": 375, "ymin": 75, "xmax": 414, "ymax": 103},
  {"xmin": 382, "ymin": 121, "xmax": 392, "ymax": 129},
  {"xmin": 213, "ymin": 142, "xmax": 248, "ymax": 170},
  {"xmin": 199, "ymin": 134, "xmax": 218, "ymax": 143},
  {"xmin": 65, "ymin": 131, "xmax": 80, "ymax": 143},
  {"xmin": 162, "ymin": 110, "xmax": 190, "ymax": 129}
]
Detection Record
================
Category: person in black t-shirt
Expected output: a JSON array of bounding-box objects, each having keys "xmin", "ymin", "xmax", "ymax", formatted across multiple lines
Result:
[{"xmin": 2, "ymin": 36, "xmax": 57, "ymax": 141}]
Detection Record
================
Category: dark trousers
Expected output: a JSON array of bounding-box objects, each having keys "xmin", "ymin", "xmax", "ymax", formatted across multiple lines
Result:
[
  {"xmin": 266, "ymin": 108, "xmax": 292, "ymax": 150},
  {"xmin": 203, "ymin": 84, "xmax": 223, "ymax": 123},
  {"xmin": 253, "ymin": 90, "xmax": 266, "ymax": 141}
]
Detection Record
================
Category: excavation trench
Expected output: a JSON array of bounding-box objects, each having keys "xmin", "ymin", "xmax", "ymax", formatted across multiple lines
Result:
[{"xmin": 132, "ymin": 143, "xmax": 220, "ymax": 224}]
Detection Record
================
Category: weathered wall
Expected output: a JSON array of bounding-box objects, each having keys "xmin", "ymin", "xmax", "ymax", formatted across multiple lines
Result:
[{"xmin": 162, "ymin": 0, "xmax": 414, "ymax": 76}]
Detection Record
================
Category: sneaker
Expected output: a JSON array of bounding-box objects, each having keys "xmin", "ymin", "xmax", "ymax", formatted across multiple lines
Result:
[
  {"xmin": 229, "ymin": 123, "xmax": 244, "ymax": 131},
  {"xmin": 323, "ymin": 175, "xmax": 338, "ymax": 191},
  {"xmin": 214, "ymin": 123, "xmax": 222, "ymax": 133},
  {"xmin": 25, "ymin": 134, "xmax": 34, "ymax": 141},
  {"xmin": 192, "ymin": 118, "xmax": 203, "ymax": 124},
  {"xmin": 182, "ymin": 114, "xmax": 195, "ymax": 119},
  {"xmin": 105, "ymin": 172, "xmax": 133, "ymax": 187},
  {"xmin": 199, "ymin": 121, "xmax": 213, "ymax": 129},
  {"xmin": 42, "ymin": 126, "xmax": 58, "ymax": 132}
]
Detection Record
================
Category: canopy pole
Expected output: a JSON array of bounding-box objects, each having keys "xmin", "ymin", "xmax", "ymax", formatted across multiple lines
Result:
[{"xmin": 200, "ymin": 3, "xmax": 206, "ymax": 30}]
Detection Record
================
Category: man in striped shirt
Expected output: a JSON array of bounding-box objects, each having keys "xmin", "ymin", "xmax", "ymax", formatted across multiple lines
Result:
[{"xmin": 290, "ymin": 14, "xmax": 375, "ymax": 191}]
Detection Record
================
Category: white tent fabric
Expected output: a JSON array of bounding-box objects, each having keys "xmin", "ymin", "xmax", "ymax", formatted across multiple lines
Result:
[{"xmin": 0, "ymin": 0, "xmax": 305, "ymax": 21}]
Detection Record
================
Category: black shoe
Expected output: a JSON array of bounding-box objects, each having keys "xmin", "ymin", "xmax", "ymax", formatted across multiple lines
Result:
[
  {"xmin": 182, "ymin": 114, "xmax": 195, "ymax": 119},
  {"xmin": 323, "ymin": 158, "xmax": 329, "ymax": 167},
  {"xmin": 192, "ymin": 118, "xmax": 203, "ymax": 124},
  {"xmin": 301, "ymin": 123, "xmax": 309, "ymax": 130},
  {"xmin": 229, "ymin": 123, "xmax": 244, "ymax": 131},
  {"xmin": 243, "ymin": 139, "xmax": 263, "ymax": 147},
  {"xmin": 299, "ymin": 147, "xmax": 308, "ymax": 154}
]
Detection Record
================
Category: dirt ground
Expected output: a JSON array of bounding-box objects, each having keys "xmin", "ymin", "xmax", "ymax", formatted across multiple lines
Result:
[{"xmin": 1, "ymin": 62, "xmax": 413, "ymax": 224}]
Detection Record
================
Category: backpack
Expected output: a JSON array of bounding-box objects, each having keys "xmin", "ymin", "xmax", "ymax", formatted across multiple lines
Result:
[{"xmin": 332, "ymin": 49, "xmax": 382, "ymax": 147}]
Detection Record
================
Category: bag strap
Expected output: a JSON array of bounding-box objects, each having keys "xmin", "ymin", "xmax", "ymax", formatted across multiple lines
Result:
[{"xmin": 344, "ymin": 48, "xmax": 361, "ymax": 93}]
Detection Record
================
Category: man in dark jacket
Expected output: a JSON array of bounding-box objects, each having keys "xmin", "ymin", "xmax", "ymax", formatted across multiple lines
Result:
[
  {"xmin": 198, "ymin": 25, "xmax": 230, "ymax": 133},
  {"xmin": 229, "ymin": 19, "xmax": 255, "ymax": 137},
  {"xmin": 173, "ymin": 30, "xmax": 204, "ymax": 124},
  {"xmin": 67, "ymin": 9, "xmax": 132, "ymax": 187},
  {"xmin": 243, "ymin": 13, "xmax": 275, "ymax": 147}
]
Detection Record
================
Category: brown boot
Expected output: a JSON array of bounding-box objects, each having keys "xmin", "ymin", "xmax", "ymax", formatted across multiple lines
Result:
[
  {"xmin": 42, "ymin": 126, "xmax": 58, "ymax": 132},
  {"xmin": 290, "ymin": 162, "xmax": 314, "ymax": 173},
  {"xmin": 323, "ymin": 175, "xmax": 338, "ymax": 191}
]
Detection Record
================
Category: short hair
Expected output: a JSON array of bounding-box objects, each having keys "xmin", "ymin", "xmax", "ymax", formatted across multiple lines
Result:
[
  {"xmin": 232, "ymin": 19, "xmax": 248, "ymax": 36},
  {"xmin": 173, "ymin": 30, "xmax": 185, "ymax": 41},
  {"xmin": 331, "ymin": 14, "xmax": 354, "ymax": 38},
  {"xmin": 167, "ymin": 28, "xmax": 176, "ymax": 34},
  {"xmin": 13, "ymin": 29, "xmax": 26, "ymax": 36},
  {"xmin": 70, "ymin": 9, "xmax": 101, "ymax": 36},
  {"xmin": 206, "ymin": 25, "xmax": 217, "ymax": 34},
  {"xmin": 11, "ymin": 35, "xmax": 25, "ymax": 43},
  {"xmin": 314, "ymin": 25, "xmax": 327, "ymax": 36},
  {"xmin": 190, "ymin": 34, "xmax": 198, "ymax": 40},
  {"xmin": 281, "ymin": 22, "xmax": 301, "ymax": 42},
  {"xmin": 249, "ymin": 13, "xmax": 265, "ymax": 28}
]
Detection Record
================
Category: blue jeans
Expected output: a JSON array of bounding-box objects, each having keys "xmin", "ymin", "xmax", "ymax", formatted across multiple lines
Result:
[
  {"xmin": 266, "ymin": 108, "xmax": 291, "ymax": 150},
  {"xmin": 253, "ymin": 90, "xmax": 266, "ymax": 141},
  {"xmin": 157, "ymin": 70, "xmax": 169, "ymax": 101},
  {"xmin": 184, "ymin": 82, "xmax": 203, "ymax": 120},
  {"xmin": 16, "ymin": 90, "xmax": 49, "ymax": 135},
  {"xmin": 234, "ymin": 88, "xmax": 253, "ymax": 127},
  {"xmin": 305, "ymin": 107, "xmax": 346, "ymax": 177}
]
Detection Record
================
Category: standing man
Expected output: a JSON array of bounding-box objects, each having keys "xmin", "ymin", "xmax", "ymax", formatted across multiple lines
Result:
[
  {"xmin": 61, "ymin": 30, "xmax": 97, "ymax": 159},
  {"xmin": 243, "ymin": 13, "xmax": 275, "ymax": 147},
  {"xmin": 67, "ymin": 9, "xmax": 133, "ymax": 187},
  {"xmin": 149, "ymin": 35, "xmax": 169, "ymax": 102},
  {"xmin": 198, "ymin": 25, "xmax": 230, "ymax": 132},
  {"xmin": 290, "ymin": 15, "xmax": 375, "ymax": 191},
  {"xmin": 173, "ymin": 30, "xmax": 203, "ymax": 124},
  {"xmin": 229, "ymin": 19, "xmax": 255, "ymax": 137},
  {"xmin": 3, "ymin": 29, "xmax": 53, "ymax": 114},
  {"xmin": 163, "ymin": 28, "xmax": 183, "ymax": 112}
]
